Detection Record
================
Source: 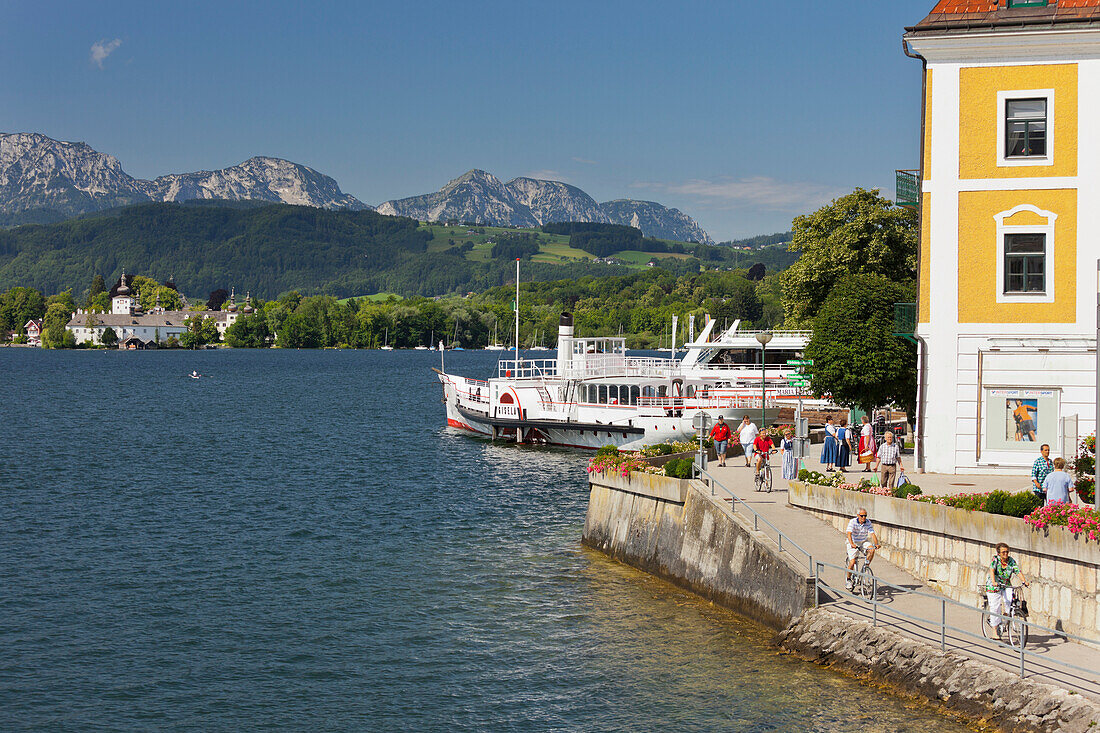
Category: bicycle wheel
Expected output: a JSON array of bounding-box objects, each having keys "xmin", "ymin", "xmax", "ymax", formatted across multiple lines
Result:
[
  {"xmin": 858, "ymin": 562, "xmax": 875, "ymax": 601},
  {"xmin": 1007, "ymin": 615, "xmax": 1028, "ymax": 649},
  {"xmin": 979, "ymin": 596, "xmax": 994, "ymax": 640},
  {"xmin": 764, "ymin": 464, "xmax": 773, "ymax": 492}
]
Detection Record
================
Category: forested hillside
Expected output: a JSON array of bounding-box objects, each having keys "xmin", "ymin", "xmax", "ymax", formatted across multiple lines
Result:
[{"xmin": 0, "ymin": 202, "xmax": 797, "ymax": 299}]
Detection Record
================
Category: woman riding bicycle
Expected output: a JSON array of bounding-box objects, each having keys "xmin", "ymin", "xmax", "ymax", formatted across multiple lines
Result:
[
  {"xmin": 752, "ymin": 431, "xmax": 775, "ymax": 477},
  {"xmin": 987, "ymin": 542, "xmax": 1029, "ymax": 638}
]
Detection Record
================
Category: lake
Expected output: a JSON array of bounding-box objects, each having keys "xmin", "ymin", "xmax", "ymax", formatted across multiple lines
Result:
[{"xmin": 0, "ymin": 348, "xmax": 971, "ymax": 731}]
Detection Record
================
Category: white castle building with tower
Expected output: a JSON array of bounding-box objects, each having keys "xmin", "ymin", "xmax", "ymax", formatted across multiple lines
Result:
[{"xmin": 66, "ymin": 272, "xmax": 253, "ymax": 347}]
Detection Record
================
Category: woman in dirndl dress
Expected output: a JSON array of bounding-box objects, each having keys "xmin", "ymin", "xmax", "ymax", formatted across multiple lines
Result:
[
  {"xmin": 836, "ymin": 418, "xmax": 852, "ymax": 471},
  {"xmin": 858, "ymin": 414, "xmax": 876, "ymax": 472},
  {"xmin": 821, "ymin": 415, "xmax": 838, "ymax": 470},
  {"xmin": 781, "ymin": 429, "xmax": 797, "ymax": 480}
]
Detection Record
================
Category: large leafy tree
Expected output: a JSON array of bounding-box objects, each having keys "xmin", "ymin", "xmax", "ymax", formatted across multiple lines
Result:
[
  {"xmin": 0, "ymin": 286, "xmax": 47, "ymax": 334},
  {"xmin": 805, "ymin": 274, "xmax": 917, "ymax": 416},
  {"xmin": 782, "ymin": 188, "xmax": 916, "ymax": 328},
  {"xmin": 42, "ymin": 302, "xmax": 71, "ymax": 348},
  {"xmin": 180, "ymin": 315, "xmax": 219, "ymax": 349}
]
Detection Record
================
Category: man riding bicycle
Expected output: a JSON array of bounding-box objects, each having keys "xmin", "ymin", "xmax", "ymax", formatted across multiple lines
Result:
[
  {"xmin": 987, "ymin": 542, "xmax": 1030, "ymax": 638},
  {"xmin": 845, "ymin": 508, "xmax": 880, "ymax": 591}
]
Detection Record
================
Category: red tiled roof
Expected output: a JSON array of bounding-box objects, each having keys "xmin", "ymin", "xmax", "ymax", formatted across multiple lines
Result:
[
  {"xmin": 930, "ymin": 0, "xmax": 1100, "ymax": 10},
  {"xmin": 911, "ymin": 0, "xmax": 1100, "ymax": 31}
]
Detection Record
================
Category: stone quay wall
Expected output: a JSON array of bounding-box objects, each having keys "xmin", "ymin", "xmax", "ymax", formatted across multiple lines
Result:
[
  {"xmin": 779, "ymin": 608, "xmax": 1100, "ymax": 733},
  {"xmin": 583, "ymin": 471, "xmax": 815, "ymax": 630},
  {"xmin": 788, "ymin": 481, "xmax": 1100, "ymax": 641}
]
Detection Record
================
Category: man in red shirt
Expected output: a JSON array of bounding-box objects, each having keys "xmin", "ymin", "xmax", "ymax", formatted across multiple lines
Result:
[
  {"xmin": 709, "ymin": 415, "xmax": 732, "ymax": 466},
  {"xmin": 753, "ymin": 431, "xmax": 775, "ymax": 477}
]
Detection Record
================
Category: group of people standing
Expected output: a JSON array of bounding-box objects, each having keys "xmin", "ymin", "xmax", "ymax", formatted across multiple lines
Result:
[
  {"xmin": 708, "ymin": 415, "xmax": 798, "ymax": 481},
  {"xmin": 1030, "ymin": 443, "xmax": 1082, "ymax": 506},
  {"xmin": 821, "ymin": 413, "xmax": 905, "ymax": 488}
]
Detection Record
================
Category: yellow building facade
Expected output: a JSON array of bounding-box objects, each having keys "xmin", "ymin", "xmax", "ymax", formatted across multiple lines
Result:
[{"xmin": 905, "ymin": 1, "xmax": 1100, "ymax": 473}]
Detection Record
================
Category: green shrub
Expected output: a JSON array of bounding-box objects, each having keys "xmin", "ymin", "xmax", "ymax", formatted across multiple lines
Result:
[
  {"xmin": 664, "ymin": 458, "xmax": 694, "ymax": 479},
  {"xmin": 1002, "ymin": 491, "xmax": 1041, "ymax": 518},
  {"xmin": 984, "ymin": 490, "xmax": 1010, "ymax": 515},
  {"xmin": 595, "ymin": 445, "xmax": 620, "ymax": 457},
  {"xmin": 892, "ymin": 484, "xmax": 922, "ymax": 499}
]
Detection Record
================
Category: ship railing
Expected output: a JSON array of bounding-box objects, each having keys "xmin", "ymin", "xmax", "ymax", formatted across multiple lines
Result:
[
  {"xmin": 497, "ymin": 359, "xmax": 560, "ymax": 379},
  {"xmin": 560, "ymin": 357, "xmax": 682, "ymax": 380}
]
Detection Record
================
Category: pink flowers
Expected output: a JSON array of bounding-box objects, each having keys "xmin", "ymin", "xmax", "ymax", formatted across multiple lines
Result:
[
  {"xmin": 587, "ymin": 454, "xmax": 661, "ymax": 477},
  {"xmin": 1024, "ymin": 503, "xmax": 1100, "ymax": 543}
]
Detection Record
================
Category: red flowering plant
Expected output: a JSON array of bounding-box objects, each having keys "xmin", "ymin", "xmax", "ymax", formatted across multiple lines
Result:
[
  {"xmin": 586, "ymin": 452, "xmax": 662, "ymax": 478},
  {"xmin": 1024, "ymin": 503, "xmax": 1100, "ymax": 543}
]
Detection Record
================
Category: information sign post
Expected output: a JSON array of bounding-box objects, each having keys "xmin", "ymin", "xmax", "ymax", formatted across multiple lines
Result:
[{"xmin": 692, "ymin": 411, "xmax": 712, "ymax": 476}]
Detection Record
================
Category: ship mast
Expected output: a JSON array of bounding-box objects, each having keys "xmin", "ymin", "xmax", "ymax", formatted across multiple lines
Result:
[{"xmin": 514, "ymin": 258, "xmax": 520, "ymax": 357}]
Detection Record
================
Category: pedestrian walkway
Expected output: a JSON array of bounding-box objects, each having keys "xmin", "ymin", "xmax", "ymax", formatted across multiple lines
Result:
[
  {"xmin": 703, "ymin": 462, "xmax": 1100, "ymax": 701},
  {"xmin": 801, "ymin": 440, "xmax": 1032, "ymax": 496}
]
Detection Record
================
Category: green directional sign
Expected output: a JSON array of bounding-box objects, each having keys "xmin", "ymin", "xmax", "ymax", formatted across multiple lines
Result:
[
  {"xmin": 787, "ymin": 373, "xmax": 812, "ymax": 381},
  {"xmin": 787, "ymin": 359, "xmax": 814, "ymax": 366},
  {"xmin": 787, "ymin": 378, "xmax": 810, "ymax": 386}
]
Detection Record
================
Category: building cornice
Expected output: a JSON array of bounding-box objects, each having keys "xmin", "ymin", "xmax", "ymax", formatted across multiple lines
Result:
[{"xmin": 905, "ymin": 27, "xmax": 1100, "ymax": 63}]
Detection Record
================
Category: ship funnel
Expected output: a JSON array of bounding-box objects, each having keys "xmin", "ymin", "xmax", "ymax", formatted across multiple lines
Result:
[{"xmin": 557, "ymin": 312, "xmax": 574, "ymax": 376}]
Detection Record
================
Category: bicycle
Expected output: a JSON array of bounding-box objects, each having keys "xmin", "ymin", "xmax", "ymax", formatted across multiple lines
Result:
[
  {"xmin": 979, "ymin": 583, "xmax": 1029, "ymax": 649},
  {"xmin": 845, "ymin": 544, "xmax": 877, "ymax": 602},
  {"xmin": 753, "ymin": 449, "xmax": 775, "ymax": 493}
]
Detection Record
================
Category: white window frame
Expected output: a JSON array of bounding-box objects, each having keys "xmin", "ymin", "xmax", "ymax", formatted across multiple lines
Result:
[
  {"xmin": 995, "ymin": 204, "xmax": 1056, "ymax": 304},
  {"xmin": 997, "ymin": 89, "xmax": 1054, "ymax": 167}
]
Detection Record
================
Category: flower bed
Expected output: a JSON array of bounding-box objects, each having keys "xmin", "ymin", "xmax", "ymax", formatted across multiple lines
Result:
[
  {"xmin": 1024, "ymin": 503, "xmax": 1100, "ymax": 542},
  {"xmin": 798, "ymin": 469, "xmax": 1099, "ymax": 542},
  {"xmin": 588, "ymin": 441, "xmax": 702, "ymax": 479}
]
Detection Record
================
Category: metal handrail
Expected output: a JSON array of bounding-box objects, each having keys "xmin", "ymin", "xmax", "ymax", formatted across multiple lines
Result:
[
  {"xmin": 697, "ymin": 466, "xmax": 814, "ymax": 577},
  {"xmin": 814, "ymin": 559, "xmax": 1100, "ymax": 680}
]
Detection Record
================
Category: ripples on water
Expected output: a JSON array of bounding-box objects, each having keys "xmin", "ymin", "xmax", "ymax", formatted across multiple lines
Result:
[{"xmin": 0, "ymin": 349, "xmax": 972, "ymax": 731}]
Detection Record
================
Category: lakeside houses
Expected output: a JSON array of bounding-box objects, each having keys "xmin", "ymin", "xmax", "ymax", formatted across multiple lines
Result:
[
  {"xmin": 24, "ymin": 319, "xmax": 42, "ymax": 346},
  {"xmin": 904, "ymin": 0, "xmax": 1100, "ymax": 474},
  {"xmin": 65, "ymin": 273, "xmax": 249, "ymax": 348}
]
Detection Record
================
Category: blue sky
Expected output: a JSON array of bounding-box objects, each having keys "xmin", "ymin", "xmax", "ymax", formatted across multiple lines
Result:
[{"xmin": 1, "ymin": 1, "xmax": 932, "ymax": 240}]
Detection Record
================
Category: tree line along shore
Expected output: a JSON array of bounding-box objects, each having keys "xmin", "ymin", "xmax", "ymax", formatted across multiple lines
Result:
[{"xmin": 2, "ymin": 189, "xmax": 917, "ymax": 415}]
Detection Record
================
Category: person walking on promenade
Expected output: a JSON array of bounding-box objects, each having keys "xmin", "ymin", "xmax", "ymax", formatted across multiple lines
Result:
[
  {"xmin": 738, "ymin": 415, "xmax": 758, "ymax": 468},
  {"xmin": 858, "ymin": 414, "xmax": 876, "ymax": 473},
  {"xmin": 1031, "ymin": 444, "xmax": 1053, "ymax": 504},
  {"xmin": 877, "ymin": 431, "xmax": 902, "ymax": 488},
  {"xmin": 1042, "ymin": 457, "xmax": 1074, "ymax": 505},
  {"xmin": 780, "ymin": 428, "xmax": 797, "ymax": 481},
  {"xmin": 986, "ymin": 543, "xmax": 1029, "ymax": 639},
  {"xmin": 709, "ymin": 415, "xmax": 732, "ymax": 467},
  {"xmin": 821, "ymin": 415, "xmax": 838, "ymax": 471},
  {"xmin": 836, "ymin": 418, "xmax": 852, "ymax": 472}
]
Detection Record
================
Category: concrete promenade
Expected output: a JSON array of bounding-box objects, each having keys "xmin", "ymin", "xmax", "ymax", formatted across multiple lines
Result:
[{"xmin": 704, "ymin": 462, "xmax": 1100, "ymax": 701}]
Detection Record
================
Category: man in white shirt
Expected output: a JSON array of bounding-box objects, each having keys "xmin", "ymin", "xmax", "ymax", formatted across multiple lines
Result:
[
  {"xmin": 845, "ymin": 507, "xmax": 880, "ymax": 590},
  {"xmin": 738, "ymin": 415, "xmax": 759, "ymax": 467}
]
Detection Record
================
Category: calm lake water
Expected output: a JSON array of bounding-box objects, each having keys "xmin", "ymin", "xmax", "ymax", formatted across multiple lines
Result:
[{"xmin": 1, "ymin": 349, "xmax": 972, "ymax": 731}]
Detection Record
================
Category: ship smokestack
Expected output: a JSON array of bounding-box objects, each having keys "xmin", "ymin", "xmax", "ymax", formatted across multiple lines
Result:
[{"xmin": 557, "ymin": 312, "xmax": 574, "ymax": 376}]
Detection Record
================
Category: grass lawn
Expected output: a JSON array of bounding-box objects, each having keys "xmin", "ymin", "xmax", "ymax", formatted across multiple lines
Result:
[
  {"xmin": 336, "ymin": 293, "xmax": 403, "ymax": 304},
  {"xmin": 612, "ymin": 250, "xmax": 695, "ymax": 267}
]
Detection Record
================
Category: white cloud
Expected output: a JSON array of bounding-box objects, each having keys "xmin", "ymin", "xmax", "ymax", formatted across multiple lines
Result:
[
  {"xmin": 90, "ymin": 38, "xmax": 122, "ymax": 69},
  {"xmin": 571, "ymin": 156, "xmax": 597, "ymax": 165},
  {"xmin": 522, "ymin": 169, "xmax": 570, "ymax": 183},
  {"xmin": 632, "ymin": 176, "xmax": 850, "ymax": 212}
]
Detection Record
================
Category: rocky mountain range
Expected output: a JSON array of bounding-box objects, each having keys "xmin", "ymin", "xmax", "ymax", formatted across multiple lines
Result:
[
  {"xmin": 378, "ymin": 169, "xmax": 713, "ymax": 244},
  {"xmin": 0, "ymin": 132, "xmax": 370, "ymax": 225},
  {"xmin": 1, "ymin": 132, "xmax": 713, "ymax": 243}
]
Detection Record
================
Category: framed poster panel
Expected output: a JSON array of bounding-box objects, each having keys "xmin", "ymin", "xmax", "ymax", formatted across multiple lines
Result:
[{"xmin": 980, "ymin": 387, "xmax": 1061, "ymax": 465}]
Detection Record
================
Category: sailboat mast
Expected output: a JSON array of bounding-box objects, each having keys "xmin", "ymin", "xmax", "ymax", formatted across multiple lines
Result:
[{"xmin": 514, "ymin": 258, "xmax": 520, "ymax": 356}]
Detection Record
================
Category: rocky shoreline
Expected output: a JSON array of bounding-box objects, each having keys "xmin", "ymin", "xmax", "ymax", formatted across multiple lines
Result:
[{"xmin": 777, "ymin": 608, "xmax": 1100, "ymax": 733}]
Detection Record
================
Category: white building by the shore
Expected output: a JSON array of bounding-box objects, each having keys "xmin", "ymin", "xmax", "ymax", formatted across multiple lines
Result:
[
  {"xmin": 66, "ymin": 274, "xmax": 249, "ymax": 347},
  {"xmin": 904, "ymin": 0, "xmax": 1100, "ymax": 473}
]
